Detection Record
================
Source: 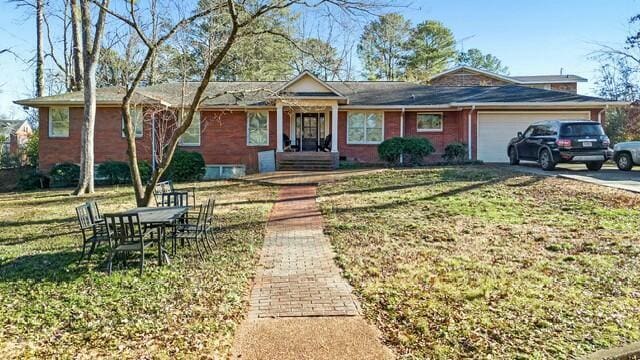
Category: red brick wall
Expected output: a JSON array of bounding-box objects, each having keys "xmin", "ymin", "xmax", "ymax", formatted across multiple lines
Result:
[
  {"xmin": 337, "ymin": 110, "xmax": 403, "ymax": 163},
  {"xmin": 430, "ymin": 70, "xmax": 511, "ymax": 86},
  {"xmin": 550, "ymin": 83, "xmax": 578, "ymax": 94}
]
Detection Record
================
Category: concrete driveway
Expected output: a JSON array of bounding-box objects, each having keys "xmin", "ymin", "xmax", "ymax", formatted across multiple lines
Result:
[{"xmin": 500, "ymin": 161, "xmax": 640, "ymax": 193}]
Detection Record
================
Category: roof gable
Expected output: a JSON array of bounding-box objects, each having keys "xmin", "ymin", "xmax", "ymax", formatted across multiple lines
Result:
[
  {"xmin": 429, "ymin": 66, "xmax": 517, "ymax": 84},
  {"xmin": 275, "ymin": 70, "xmax": 345, "ymax": 97}
]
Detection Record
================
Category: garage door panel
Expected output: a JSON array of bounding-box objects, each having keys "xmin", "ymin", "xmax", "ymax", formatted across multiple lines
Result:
[{"xmin": 477, "ymin": 112, "xmax": 591, "ymax": 163}]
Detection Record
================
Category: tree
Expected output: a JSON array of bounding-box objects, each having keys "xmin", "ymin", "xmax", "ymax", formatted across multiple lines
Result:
[
  {"xmin": 70, "ymin": 0, "xmax": 84, "ymax": 91},
  {"xmin": 291, "ymin": 38, "xmax": 342, "ymax": 80},
  {"xmin": 36, "ymin": 0, "xmax": 44, "ymax": 97},
  {"xmin": 457, "ymin": 48, "xmax": 509, "ymax": 74},
  {"xmin": 100, "ymin": 0, "xmax": 383, "ymax": 206},
  {"xmin": 74, "ymin": 0, "xmax": 109, "ymax": 195},
  {"xmin": 404, "ymin": 20, "xmax": 456, "ymax": 81},
  {"xmin": 357, "ymin": 13, "xmax": 411, "ymax": 80}
]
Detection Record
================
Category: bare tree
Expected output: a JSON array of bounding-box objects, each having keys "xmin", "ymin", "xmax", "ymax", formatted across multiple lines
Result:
[
  {"xmin": 74, "ymin": 0, "xmax": 109, "ymax": 195},
  {"xmin": 70, "ymin": 0, "xmax": 84, "ymax": 90},
  {"xmin": 36, "ymin": 0, "xmax": 44, "ymax": 96}
]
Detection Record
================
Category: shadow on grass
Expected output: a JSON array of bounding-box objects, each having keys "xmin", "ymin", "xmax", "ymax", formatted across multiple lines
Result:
[{"xmin": 0, "ymin": 250, "xmax": 85, "ymax": 283}]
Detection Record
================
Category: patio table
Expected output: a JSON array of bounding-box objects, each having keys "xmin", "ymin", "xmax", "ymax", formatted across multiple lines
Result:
[{"xmin": 121, "ymin": 206, "xmax": 189, "ymax": 266}]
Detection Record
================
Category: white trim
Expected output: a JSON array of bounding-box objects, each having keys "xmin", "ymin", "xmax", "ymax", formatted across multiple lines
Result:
[
  {"xmin": 416, "ymin": 112, "xmax": 444, "ymax": 133},
  {"xmin": 476, "ymin": 110, "xmax": 591, "ymax": 118},
  {"xmin": 121, "ymin": 108, "xmax": 144, "ymax": 138},
  {"xmin": 246, "ymin": 110, "xmax": 270, "ymax": 147},
  {"xmin": 276, "ymin": 105, "xmax": 283, "ymax": 152},
  {"xmin": 48, "ymin": 106, "xmax": 70, "ymax": 138},
  {"xmin": 452, "ymin": 102, "xmax": 627, "ymax": 107},
  {"xmin": 346, "ymin": 111, "xmax": 385, "ymax": 145}
]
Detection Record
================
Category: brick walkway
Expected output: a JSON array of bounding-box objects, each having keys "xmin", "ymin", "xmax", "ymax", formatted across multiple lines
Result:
[{"xmin": 247, "ymin": 185, "xmax": 360, "ymax": 319}]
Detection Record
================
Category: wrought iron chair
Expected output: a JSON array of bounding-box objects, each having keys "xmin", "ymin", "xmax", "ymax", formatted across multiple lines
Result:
[
  {"xmin": 76, "ymin": 203, "xmax": 112, "ymax": 263},
  {"xmin": 175, "ymin": 202, "xmax": 208, "ymax": 260},
  {"xmin": 154, "ymin": 180, "xmax": 196, "ymax": 206},
  {"xmin": 203, "ymin": 197, "xmax": 216, "ymax": 249},
  {"xmin": 104, "ymin": 213, "xmax": 157, "ymax": 275}
]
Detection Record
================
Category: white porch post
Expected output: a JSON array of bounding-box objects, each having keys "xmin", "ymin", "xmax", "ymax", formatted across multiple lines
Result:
[
  {"xmin": 331, "ymin": 104, "xmax": 338, "ymax": 152},
  {"xmin": 276, "ymin": 104, "xmax": 284, "ymax": 152}
]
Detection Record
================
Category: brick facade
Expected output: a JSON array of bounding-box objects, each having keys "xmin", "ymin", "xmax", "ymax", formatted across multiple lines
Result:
[
  {"xmin": 429, "ymin": 70, "xmax": 511, "ymax": 86},
  {"xmin": 550, "ymin": 82, "xmax": 578, "ymax": 93}
]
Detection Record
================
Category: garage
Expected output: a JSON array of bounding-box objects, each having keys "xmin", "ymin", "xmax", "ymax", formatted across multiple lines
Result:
[{"xmin": 476, "ymin": 111, "xmax": 592, "ymax": 162}]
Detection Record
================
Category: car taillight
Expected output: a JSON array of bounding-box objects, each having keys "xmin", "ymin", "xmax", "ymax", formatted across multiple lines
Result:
[
  {"xmin": 603, "ymin": 137, "xmax": 610, "ymax": 147},
  {"xmin": 556, "ymin": 139, "xmax": 572, "ymax": 148}
]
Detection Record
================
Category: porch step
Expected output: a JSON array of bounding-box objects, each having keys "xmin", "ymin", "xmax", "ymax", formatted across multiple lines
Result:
[{"xmin": 276, "ymin": 152, "xmax": 339, "ymax": 171}]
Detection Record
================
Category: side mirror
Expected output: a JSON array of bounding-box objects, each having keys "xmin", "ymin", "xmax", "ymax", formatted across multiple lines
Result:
[{"xmin": 517, "ymin": 131, "xmax": 523, "ymax": 138}]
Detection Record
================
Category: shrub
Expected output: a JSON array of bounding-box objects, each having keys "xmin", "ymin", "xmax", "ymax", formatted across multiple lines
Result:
[
  {"xmin": 378, "ymin": 137, "xmax": 405, "ymax": 165},
  {"xmin": 24, "ymin": 131, "xmax": 39, "ymax": 167},
  {"xmin": 49, "ymin": 162, "xmax": 80, "ymax": 188},
  {"xmin": 17, "ymin": 167, "xmax": 48, "ymax": 190},
  {"xmin": 163, "ymin": 150, "xmax": 205, "ymax": 182},
  {"xmin": 442, "ymin": 142, "xmax": 468, "ymax": 163},
  {"xmin": 97, "ymin": 160, "xmax": 153, "ymax": 185},
  {"xmin": 97, "ymin": 161, "xmax": 131, "ymax": 184},
  {"xmin": 402, "ymin": 137, "xmax": 435, "ymax": 166}
]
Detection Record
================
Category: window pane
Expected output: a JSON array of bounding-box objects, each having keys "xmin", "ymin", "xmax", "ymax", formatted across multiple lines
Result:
[
  {"xmin": 348, "ymin": 128, "xmax": 365, "ymax": 142},
  {"xmin": 366, "ymin": 128, "xmax": 383, "ymax": 142},
  {"xmin": 50, "ymin": 107, "xmax": 69, "ymax": 137},
  {"xmin": 122, "ymin": 108, "xmax": 143, "ymax": 138},
  {"xmin": 348, "ymin": 112, "xmax": 365, "ymax": 128},
  {"xmin": 417, "ymin": 114, "xmax": 442, "ymax": 131},
  {"xmin": 181, "ymin": 112, "xmax": 200, "ymax": 145},
  {"xmin": 366, "ymin": 113, "xmax": 382, "ymax": 129},
  {"xmin": 247, "ymin": 112, "xmax": 268, "ymax": 145}
]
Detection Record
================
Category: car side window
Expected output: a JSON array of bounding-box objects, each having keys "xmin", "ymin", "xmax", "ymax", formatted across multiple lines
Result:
[{"xmin": 523, "ymin": 126, "xmax": 535, "ymax": 138}]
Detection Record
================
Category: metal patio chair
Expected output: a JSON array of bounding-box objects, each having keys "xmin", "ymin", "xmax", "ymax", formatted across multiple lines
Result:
[
  {"xmin": 76, "ymin": 203, "xmax": 112, "ymax": 263},
  {"xmin": 104, "ymin": 213, "xmax": 157, "ymax": 275}
]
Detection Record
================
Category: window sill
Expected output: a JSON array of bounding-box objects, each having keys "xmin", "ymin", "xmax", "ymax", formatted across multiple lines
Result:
[{"xmin": 416, "ymin": 129, "xmax": 443, "ymax": 133}]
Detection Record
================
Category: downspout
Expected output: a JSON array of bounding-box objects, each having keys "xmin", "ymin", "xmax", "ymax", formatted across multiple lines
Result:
[
  {"xmin": 468, "ymin": 105, "xmax": 475, "ymax": 160},
  {"xmin": 597, "ymin": 105, "xmax": 607, "ymax": 124},
  {"xmin": 400, "ymin": 107, "xmax": 405, "ymax": 165}
]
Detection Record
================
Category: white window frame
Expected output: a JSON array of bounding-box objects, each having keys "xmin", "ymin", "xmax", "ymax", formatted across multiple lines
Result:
[
  {"xmin": 180, "ymin": 111, "xmax": 201, "ymax": 147},
  {"xmin": 48, "ymin": 107, "xmax": 70, "ymax": 138},
  {"xmin": 346, "ymin": 111, "xmax": 385, "ymax": 145},
  {"xmin": 246, "ymin": 111, "xmax": 269, "ymax": 146},
  {"xmin": 416, "ymin": 112, "xmax": 444, "ymax": 133},
  {"xmin": 121, "ymin": 107, "xmax": 143, "ymax": 138}
]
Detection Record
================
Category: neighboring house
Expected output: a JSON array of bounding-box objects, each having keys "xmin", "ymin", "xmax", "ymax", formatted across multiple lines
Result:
[
  {"xmin": 0, "ymin": 120, "xmax": 33, "ymax": 156},
  {"xmin": 429, "ymin": 66, "xmax": 587, "ymax": 94},
  {"xmin": 15, "ymin": 70, "xmax": 623, "ymax": 175}
]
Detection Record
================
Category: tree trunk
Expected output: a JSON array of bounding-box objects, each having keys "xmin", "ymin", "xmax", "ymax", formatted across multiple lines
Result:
[
  {"xmin": 35, "ymin": 0, "xmax": 44, "ymax": 97},
  {"xmin": 70, "ymin": 0, "xmax": 84, "ymax": 91},
  {"xmin": 74, "ymin": 0, "xmax": 109, "ymax": 195}
]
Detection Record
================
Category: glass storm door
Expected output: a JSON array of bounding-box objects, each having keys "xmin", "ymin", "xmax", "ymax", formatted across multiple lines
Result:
[{"xmin": 301, "ymin": 114, "xmax": 318, "ymax": 151}]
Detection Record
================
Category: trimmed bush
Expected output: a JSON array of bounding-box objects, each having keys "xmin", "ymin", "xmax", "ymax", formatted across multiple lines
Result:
[
  {"xmin": 378, "ymin": 137, "xmax": 405, "ymax": 165},
  {"xmin": 442, "ymin": 142, "xmax": 468, "ymax": 163},
  {"xmin": 49, "ymin": 162, "xmax": 80, "ymax": 188},
  {"xmin": 17, "ymin": 167, "xmax": 49, "ymax": 190},
  {"xmin": 163, "ymin": 150, "xmax": 205, "ymax": 182},
  {"xmin": 403, "ymin": 137, "xmax": 435, "ymax": 166},
  {"xmin": 97, "ymin": 160, "xmax": 153, "ymax": 185}
]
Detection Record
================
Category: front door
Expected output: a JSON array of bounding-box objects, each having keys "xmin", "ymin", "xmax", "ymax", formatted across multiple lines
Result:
[{"xmin": 301, "ymin": 114, "xmax": 318, "ymax": 151}]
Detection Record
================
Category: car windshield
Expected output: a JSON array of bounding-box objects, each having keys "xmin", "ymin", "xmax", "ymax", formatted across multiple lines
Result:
[{"xmin": 560, "ymin": 124, "xmax": 604, "ymax": 136}]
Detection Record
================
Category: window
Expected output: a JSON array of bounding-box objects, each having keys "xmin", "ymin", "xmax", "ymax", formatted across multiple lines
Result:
[
  {"xmin": 180, "ymin": 112, "xmax": 201, "ymax": 146},
  {"xmin": 247, "ymin": 111, "xmax": 269, "ymax": 146},
  {"xmin": 49, "ymin": 107, "xmax": 69, "ymax": 137},
  {"xmin": 347, "ymin": 112, "xmax": 383, "ymax": 144},
  {"xmin": 122, "ymin": 107, "xmax": 143, "ymax": 138},
  {"xmin": 417, "ymin": 113, "xmax": 443, "ymax": 132}
]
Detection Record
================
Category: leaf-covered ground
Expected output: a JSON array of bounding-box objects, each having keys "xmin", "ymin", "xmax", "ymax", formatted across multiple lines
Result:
[
  {"xmin": 318, "ymin": 166, "xmax": 640, "ymax": 359},
  {"xmin": 0, "ymin": 181, "xmax": 277, "ymax": 358}
]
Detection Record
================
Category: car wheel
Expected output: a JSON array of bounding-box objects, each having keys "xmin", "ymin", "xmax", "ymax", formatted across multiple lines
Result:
[
  {"xmin": 508, "ymin": 147, "xmax": 520, "ymax": 165},
  {"xmin": 539, "ymin": 149, "xmax": 556, "ymax": 171},
  {"xmin": 586, "ymin": 161, "xmax": 604, "ymax": 171},
  {"xmin": 616, "ymin": 153, "xmax": 634, "ymax": 171}
]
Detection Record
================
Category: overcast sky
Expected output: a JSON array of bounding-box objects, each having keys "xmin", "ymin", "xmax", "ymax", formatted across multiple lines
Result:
[{"xmin": 0, "ymin": 0, "xmax": 637, "ymax": 118}]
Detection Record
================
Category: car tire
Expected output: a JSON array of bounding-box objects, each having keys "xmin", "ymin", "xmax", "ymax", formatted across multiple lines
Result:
[
  {"xmin": 508, "ymin": 147, "xmax": 520, "ymax": 165},
  {"xmin": 616, "ymin": 153, "xmax": 634, "ymax": 171},
  {"xmin": 539, "ymin": 149, "xmax": 556, "ymax": 171},
  {"xmin": 586, "ymin": 161, "xmax": 604, "ymax": 171}
]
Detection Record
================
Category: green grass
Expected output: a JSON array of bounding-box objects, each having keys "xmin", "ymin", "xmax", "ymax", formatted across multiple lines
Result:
[
  {"xmin": 0, "ymin": 181, "xmax": 277, "ymax": 358},
  {"xmin": 318, "ymin": 166, "xmax": 640, "ymax": 359}
]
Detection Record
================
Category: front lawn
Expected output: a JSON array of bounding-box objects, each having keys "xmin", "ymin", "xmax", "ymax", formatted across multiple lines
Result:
[
  {"xmin": 0, "ymin": 181, "xmax": 277, "ymax": 358},
  {"xmin": 319, "ymin": 166, "xmax": 640, "ymax": 359}
]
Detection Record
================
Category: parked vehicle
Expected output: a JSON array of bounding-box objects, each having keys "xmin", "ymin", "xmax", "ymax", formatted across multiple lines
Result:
[
  {"xmin": 613, "ymin": 141, "xmax": 640, "ymax": 171},
  {"xmin": 507, "ymin": 120, "xmax": 610, "ymax": 171}
]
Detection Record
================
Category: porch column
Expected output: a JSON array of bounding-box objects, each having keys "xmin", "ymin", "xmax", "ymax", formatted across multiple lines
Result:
[
  {"xmin": 331, "ymin": 104, "xmax": 338, "ymax": 152},
  {"xmin": 276, "ymin": 104, "xmax": 283, "ymax": 152}
]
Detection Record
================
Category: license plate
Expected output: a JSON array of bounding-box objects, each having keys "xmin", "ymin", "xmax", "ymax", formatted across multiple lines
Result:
[{"xmin": 582, "ymin": 142, "xmax": 592, "ymax": 147}]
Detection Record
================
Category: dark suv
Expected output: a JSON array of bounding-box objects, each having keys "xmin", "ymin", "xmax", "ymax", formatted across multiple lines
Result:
[{"xmin": 507, "ymin": 120, "xmax": 610, "ymax": 171}]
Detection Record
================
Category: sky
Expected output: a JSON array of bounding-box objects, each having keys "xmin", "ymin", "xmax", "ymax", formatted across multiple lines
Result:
[{"xmin": 0, "ymin": 0, "xmax": 638, "ymax": 118}]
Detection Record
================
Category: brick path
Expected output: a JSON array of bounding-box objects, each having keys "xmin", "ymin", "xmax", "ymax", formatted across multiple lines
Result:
[{"xmin": 247, "ymin": 185, "xmax": 360, "ymax": 319}]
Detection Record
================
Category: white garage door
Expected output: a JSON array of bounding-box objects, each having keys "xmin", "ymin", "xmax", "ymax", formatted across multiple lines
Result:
[{"xmin": 477, "ymin": 111, "xmax": 591, "ymax": 162}]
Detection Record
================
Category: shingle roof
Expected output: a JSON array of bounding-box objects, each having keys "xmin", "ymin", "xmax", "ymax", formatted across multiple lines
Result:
[
  {"xmin": 15, "ymin": 81, "xmax": 611, "ymax": 108},
  {"xmin": 0, "ymin": 120, "xmax": 27, "ymax": 137}
]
